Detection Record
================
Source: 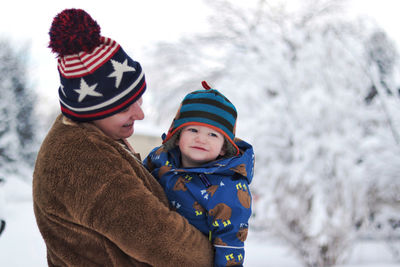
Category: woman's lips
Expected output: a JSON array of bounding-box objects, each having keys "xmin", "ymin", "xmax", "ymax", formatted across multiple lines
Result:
[{"xmin": 123, "ymin": 122, "xmax": 133, "ymax": 127}]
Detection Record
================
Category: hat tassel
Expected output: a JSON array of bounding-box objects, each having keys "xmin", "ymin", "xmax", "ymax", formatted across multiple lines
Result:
[{"xmin": 201, "ymin": 81, "xmax": 212, "ymax": 90}]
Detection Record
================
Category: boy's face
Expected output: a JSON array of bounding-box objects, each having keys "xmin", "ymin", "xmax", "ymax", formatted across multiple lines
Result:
[
  {"xmin": 177, "ymin": 124, "xmax": 226, "ymax": 168},
  {"xmin": 92, "ymin": 97, "xmax": 144, "ymax": 140}
]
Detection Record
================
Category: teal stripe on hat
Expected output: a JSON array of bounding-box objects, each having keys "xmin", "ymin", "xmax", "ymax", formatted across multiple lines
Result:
[
  {"xmin": 176, "ymin": 111, "xmax": 235, "ymax": 139},
  {"xmin": 174, "ymin": 88, "xmax": 237, "ymax": 139},
  {"xmin": 179, "ymin": 104, "xmax": 236, "ymax": 128},
  {"xmin": 182, "ymin": 96, "xmax": 236, "ymax": 117}
]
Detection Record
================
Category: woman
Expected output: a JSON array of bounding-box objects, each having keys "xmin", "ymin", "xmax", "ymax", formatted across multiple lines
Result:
[{"xmin": 33, "ymin": 8, "xmax": 213, "ymax": 267}]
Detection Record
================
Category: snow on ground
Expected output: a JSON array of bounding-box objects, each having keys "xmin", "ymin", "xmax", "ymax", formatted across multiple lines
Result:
[{"xmin": 0, "ymin": 178, "xmax": 398, "ymax": 267}]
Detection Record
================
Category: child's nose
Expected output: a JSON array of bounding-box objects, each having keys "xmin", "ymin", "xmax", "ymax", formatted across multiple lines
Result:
[{"xmin": 195, "ymin": 134, "xmax": 206, "ymax": 143}]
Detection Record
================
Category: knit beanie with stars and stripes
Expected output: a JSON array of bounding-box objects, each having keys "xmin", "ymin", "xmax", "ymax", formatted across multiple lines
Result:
[
  {"xmin": 48, "ymin": 8, "xmax": 146, "ymax": 122},
  {"xmin": 162, "ymin": 81, "xmax": 240, "ymax": 157}
]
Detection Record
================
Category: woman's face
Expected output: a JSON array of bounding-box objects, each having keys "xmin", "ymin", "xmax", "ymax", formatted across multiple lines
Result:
[{"xmin": 92, "ymin": 97, "xmax": 144, "ymax": 140}]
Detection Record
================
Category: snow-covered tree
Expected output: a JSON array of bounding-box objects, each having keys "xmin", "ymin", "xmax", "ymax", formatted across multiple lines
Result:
[
  {"xmin": 360, "ymin": 29, "xmax": 400, "ymax": 262},
  {"xmin": 0, "ymin": 177, "xmax": 5, "ymax": 236},
  {"xmin": 0, "ymin": 38, "xmax": 38, "ymax": 181},
  {"xmin": 144, "ymin": 0, "xmax": 400, "ymax": 266}
]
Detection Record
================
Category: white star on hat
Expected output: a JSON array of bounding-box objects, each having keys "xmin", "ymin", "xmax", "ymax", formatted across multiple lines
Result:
[
  {"xmin": 60, "ymin": 84, "xmax": 66, "ymax": 97},
  {"xmin": 108, "ymin": 59, "xmax": 136, "ymax": 88},
  {"xmin": 74, "ymin": 78, "xmax": 102, "ymax": 102}
]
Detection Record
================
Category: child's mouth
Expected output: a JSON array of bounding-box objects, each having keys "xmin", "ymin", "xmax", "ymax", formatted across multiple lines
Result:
[{"xmin": 192, "ymin": 146, "xmax": 207, "ymax": 151}]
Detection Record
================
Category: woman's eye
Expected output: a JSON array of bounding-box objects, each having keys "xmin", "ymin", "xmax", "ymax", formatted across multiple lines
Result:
[{"xmin": 121, "ymin": 107, "xmax": 129, "ymax": 113}]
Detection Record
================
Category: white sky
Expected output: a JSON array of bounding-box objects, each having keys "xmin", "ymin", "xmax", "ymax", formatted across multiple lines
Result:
[
  {"xmin": 0, "ymin": 0, "xmax": 209, "ymax": 110},
  {"xmin": 0, "ymin": 0, "xmax": 399, "ymax": 110},
  {"xmin": 349, "ymin": 0, "xmax": 400, "ymax": 42}
]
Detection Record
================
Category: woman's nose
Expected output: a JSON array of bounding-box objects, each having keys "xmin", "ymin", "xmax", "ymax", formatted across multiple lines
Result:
[{"xmin": 130, "ymin": 101, "xmax": 145, "ymax": 120}]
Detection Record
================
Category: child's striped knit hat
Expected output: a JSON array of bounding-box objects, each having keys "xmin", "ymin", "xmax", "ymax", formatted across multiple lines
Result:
[
  {"xmin": 163, "ymin": 81, "xmax": 239, "ymax": 156},
  {"xmin": 48, "ymin": 9, "xmax": 146, "ymax": 121}
]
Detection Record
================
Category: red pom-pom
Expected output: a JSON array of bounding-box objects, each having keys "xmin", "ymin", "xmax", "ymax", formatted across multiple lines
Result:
[{"xmin": 49, "ymin": 9, "xmax": 101, "ymax": 56}]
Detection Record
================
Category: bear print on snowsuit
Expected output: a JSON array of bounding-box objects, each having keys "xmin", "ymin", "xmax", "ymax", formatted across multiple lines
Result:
[{"xmin": 209, "ymin": 203, "xmax": 232, "ymax": 223}]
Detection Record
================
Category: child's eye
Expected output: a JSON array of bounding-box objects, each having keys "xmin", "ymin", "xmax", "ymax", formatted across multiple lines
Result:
[
  {"xmin": 187, "ymin": 128, "xmax": 198, "ymax": 133},
  {"xmin": 209, "ymin": 133, "xmax": 218, "ymax": 137}
]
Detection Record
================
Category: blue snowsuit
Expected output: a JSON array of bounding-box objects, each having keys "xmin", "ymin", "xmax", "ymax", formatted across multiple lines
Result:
[{"xmin": 144, "ymin": 139, "xmax": 254, "ymax": 267}]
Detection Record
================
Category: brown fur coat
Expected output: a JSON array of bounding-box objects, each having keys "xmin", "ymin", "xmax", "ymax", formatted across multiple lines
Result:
[{"xmin": 33, "ymin": 115, "xmax": 213, "ymax": 266}]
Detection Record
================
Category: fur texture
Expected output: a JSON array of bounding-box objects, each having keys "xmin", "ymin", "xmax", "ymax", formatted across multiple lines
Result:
[{"xmin": 33, "ymin": 115, "xmax": 213, "ymax": 266}]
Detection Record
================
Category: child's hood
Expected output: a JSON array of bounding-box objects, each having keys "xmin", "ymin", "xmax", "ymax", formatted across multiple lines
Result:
[{"xmin": 174, "ymin": 138, "xmax": 255, "ymax": 184}]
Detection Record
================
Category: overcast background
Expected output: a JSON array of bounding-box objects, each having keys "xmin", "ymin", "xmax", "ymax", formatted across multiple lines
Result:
[
  {"xmin": 1, "ymin": 1, "xmax": 400, "ymax": 266},
  {"xmin": 0, "ymin": 0, "xmax": 399, "ymax": 111}
]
